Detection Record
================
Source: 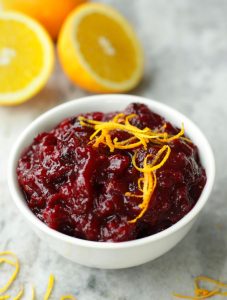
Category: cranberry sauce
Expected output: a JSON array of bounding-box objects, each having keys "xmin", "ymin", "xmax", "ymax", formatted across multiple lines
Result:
[{"xmin": 17, "ymin": 103, "xmax": 206, "ymax": 242}]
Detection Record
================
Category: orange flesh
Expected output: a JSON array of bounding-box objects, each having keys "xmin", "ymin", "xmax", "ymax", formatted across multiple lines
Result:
[
  {"xmin": 76, "ymin": 12, "xmax": 138, "ymax": 82},
  {"xmin": 0, "ymin": 19, "xmax": 43, "ymax": 93}
]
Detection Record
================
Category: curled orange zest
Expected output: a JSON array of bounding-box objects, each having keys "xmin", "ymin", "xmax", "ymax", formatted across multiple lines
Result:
[
  {"xmin": 128, "ymin": 145, "xmax": 171, "ymax": 223},
  {"xmin": 174, "ymin": 276, "xmax": 227, "ymax": 299},
  {"xmin": 0, "ymin": 251, "xmax": 77, "ymax": 300},
  {"xmin": 79, "ymin": 114, "xmax": 185, "ymax": 152}
]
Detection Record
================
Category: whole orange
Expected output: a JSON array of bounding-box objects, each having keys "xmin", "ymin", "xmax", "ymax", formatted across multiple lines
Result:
[{"xmin": 1, "ymin": 0, "xmax": 88, "ymax": 40}]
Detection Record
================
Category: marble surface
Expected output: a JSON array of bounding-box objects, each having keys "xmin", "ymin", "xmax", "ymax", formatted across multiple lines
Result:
[{"xmin": 1, "ymin": 0, "xmax": 227, "ymax": 298}]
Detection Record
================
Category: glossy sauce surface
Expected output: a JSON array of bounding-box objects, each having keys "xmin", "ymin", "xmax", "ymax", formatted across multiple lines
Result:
[{"xmin": 17, "ymin": 103, "xmax": 206, "ymax": 242}]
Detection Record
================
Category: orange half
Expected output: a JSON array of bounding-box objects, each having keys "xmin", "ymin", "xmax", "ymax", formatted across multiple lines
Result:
[
  {"xmin": 0, "ymin": 12, "xmax": 54, "ymax": 105},
  {"xmin": 57, "ymin": 3, "xmax": 144, "ymax": 93}
]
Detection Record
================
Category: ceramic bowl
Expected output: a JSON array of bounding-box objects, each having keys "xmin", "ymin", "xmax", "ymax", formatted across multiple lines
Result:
[{"xmin": 8, "ymin": 95, "xmax": 215, "ymax": 269}]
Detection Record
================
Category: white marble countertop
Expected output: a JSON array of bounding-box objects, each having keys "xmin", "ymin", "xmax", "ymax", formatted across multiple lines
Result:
[{"xmin": 1, "ymin": 0, "xmax": 227, "ymax": 298}]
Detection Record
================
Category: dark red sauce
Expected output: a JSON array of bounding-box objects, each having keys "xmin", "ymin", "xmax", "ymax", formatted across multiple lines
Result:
[{"xmin": 17, "ymin": 103, "xmax": 206, "ymax": 242}]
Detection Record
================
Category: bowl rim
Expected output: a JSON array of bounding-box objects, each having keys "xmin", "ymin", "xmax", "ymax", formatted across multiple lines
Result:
[{"xmin": 8, "ymin": 94, "xmax": 215, "ymax": 249}]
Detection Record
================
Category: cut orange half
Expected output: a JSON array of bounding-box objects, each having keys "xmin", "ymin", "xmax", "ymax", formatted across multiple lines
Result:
[
  {"xmin": 57, "ymin": 3, "xmax": 144, "ymax": 93},
  {"xmin": 0, "ymin": 11, "xmax": 54, "ymax": 105}
]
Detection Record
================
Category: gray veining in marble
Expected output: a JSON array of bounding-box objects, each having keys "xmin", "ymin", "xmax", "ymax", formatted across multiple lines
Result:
[{"xmin": 1, "ymin": 0, "xmax": 227, "ymax": 299}]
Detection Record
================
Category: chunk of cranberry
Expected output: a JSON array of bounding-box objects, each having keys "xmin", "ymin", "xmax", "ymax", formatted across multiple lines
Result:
[{"xmin": 101, "ymin": 215, "xmax": 136, "ymax": 242}]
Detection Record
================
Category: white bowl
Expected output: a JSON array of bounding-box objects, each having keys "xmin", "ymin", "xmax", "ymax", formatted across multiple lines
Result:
[{"xmin": 8, "ymin": 95, "xmax": 215, "ymax": 269}]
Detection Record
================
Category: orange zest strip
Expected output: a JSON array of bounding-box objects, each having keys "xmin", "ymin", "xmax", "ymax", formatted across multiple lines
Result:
[
  {"xmin": 113, "ymin": 136, "xmax": 136, "ymax": 145},
  {"xmin": 158, "ymin": 123, "xmax": 185, "ymax": 143},
  {"xmin": 0, "ymin": 251, "xmax": 20, "ymax": 295},
  {"xmin": 138, "ymin": 177, "xmax": 144, "ymax": 191},
  {"xmin": 31, "ymin": 286, "xmax": 35, "ymax": 300},
  {"xmin": 114, "ymin": 140, "xmax": 145, "ymax": 150},
  {"xmin": 12, "ymin": 287, "xmax": 24, "ymax": 300},
  {"xmin": 43, "ymin": 274, "xmax": 55, "ymax": 300},
  {"xmin": 131, "ymin": 145, "xmax": 171, "ymax": 173},
  {"xmin": 128, "ymin": 145, "xmax": 170, "ymax": 223},
  {"xmin": 125, "ymin": 193, "xmax": 143, "ymax": 198},
  {"xmin": 173, "ymin": 289, "xmax": 219, "ymax": 299},
  {"xmin": 180, "ymin": 136, "xmax": 192, "ymax": 143},
  {"xmin": 174, "ymin": 276, "xmax": 227, "ymax": 299},
  {"xmin": 60, "ymin": 296, "xmax": 77, "ymax": 300},
  {"xmin": 0, "ymin": 295, "xmax": 10, "ymax": 300},
  {"xmin": 195, "ymin": 276, "xmax": 227, "ymax": 288},
  {"xmin": 79, "ymin": 114, "xmax": 185, "ymax": 152},
  {"xmin": 0, "ymin": 251, "xmax": 78, "ymax": 300}
]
